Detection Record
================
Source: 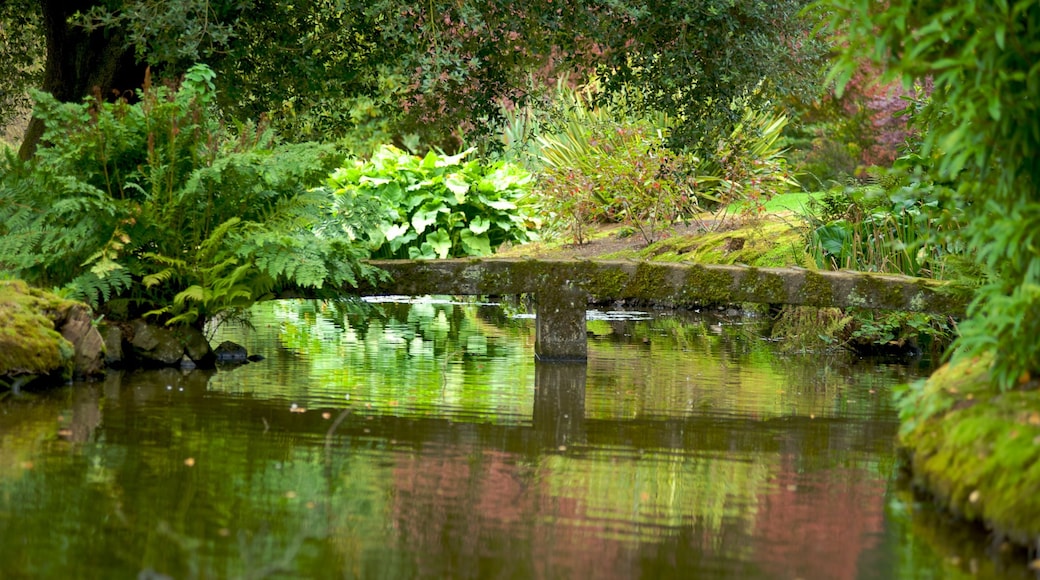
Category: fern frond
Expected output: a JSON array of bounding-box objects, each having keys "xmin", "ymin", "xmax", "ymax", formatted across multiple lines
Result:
[{"xmin": 142, "ymin": 268, "xmax": 177, "ymax": 289}]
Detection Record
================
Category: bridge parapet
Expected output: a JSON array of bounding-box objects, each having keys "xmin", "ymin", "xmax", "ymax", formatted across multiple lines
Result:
[{"xmin": 349, "ymin": 259, "xmax": 971, "ymax": 361}]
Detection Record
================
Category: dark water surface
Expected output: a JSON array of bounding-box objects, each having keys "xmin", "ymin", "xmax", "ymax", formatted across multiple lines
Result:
[{"xmin": 0, "ymin": 299, "xmax": 1032, "ymax": 579}]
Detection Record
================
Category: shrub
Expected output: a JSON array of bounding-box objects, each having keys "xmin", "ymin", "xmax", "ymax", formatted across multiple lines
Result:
[
  {"xmin": 534, "ymin": 82, "xmax": 708, "ymax": 245},
  {"xmin": 325, "ymin": 145, "xmax": 542, "ymax": 259}
]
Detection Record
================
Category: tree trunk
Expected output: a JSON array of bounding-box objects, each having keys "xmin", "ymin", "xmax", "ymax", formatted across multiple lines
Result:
[{"xmin": 18, "ymin": 0, "xmax": 146, "ymax": 160}]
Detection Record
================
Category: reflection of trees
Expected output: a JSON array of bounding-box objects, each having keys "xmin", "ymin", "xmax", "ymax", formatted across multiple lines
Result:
[{"xmin": 752, "ymin": 458, "xmax": 886, "ymax": 580}]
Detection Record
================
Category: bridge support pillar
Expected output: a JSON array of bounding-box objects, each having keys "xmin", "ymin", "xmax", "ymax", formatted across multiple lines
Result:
[{"xmin": 534, "ymin": 284, "xmax": 589, "ymax": 361}]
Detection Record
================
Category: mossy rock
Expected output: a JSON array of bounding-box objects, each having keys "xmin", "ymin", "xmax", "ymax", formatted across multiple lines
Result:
[
  {"xmin": 0, "ymin": 280, "xmax": 79, "ymax": 386},
  {"xmin": 898, "ymin": 355, "xmax": 1040, "ymax": 548}
]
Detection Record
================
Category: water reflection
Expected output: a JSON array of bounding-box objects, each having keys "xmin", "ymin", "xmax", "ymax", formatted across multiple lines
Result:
[{"xmin": 0, "ymin": 299, "xmax": 1033, "ymax": 578}]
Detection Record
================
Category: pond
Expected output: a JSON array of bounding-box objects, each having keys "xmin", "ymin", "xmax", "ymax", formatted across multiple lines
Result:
[{"xmin": 0, "ymin": 298, "xmax": 1032, "ymax": 579}]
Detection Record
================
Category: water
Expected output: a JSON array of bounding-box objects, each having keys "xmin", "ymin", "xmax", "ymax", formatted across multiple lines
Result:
[{"xmin": 0, "ymin": 299, "xmax": 1032, "ymax": 579}]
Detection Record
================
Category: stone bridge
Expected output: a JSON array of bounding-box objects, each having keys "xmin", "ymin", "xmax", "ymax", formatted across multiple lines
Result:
[{"xmin": 344, "ymin": 258, "xmax": 971, "ymax": 362}]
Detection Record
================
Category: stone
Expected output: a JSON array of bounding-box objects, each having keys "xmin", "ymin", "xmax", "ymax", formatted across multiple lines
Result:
[
  {"xmin": 57, "ymin": 305, "xmax": 105, "ymax": 378},
  {"xmin": 101, "ymin": 325, "xmax": 126, "ymax": 366},
  {"xmin": 182, "ymin": 328, "xmax": 215, "ymax": 368},
  {"xmin": 214, "ymin": 341, "xmax": 249, "ymax": 363},
  {"xmin": 130, "ymin": 319, "xmax": 185, "ymax": 365}
]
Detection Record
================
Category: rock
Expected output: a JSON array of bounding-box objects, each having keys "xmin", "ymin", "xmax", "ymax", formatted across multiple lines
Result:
[
  {"xmin": 101, "ymin": 324, "xmax": 126, "ymax": 366},
  {"xmin": 214, "ymin": 341, "xmax": 249, "ymax": 363},
  {"xmin": 130, "ymin": 320, "xmax": 185, "ymax": 365},
  {"xmin": 57, "ymin": 305, "xmax": 105, "ymax": 378},
  {"xmin": 183, "ymin": 329, "xmax": 216, "ymax": 368},
  {"xmin": 128, "ymin": 320, "xmax": 214, "ymax": 368}
]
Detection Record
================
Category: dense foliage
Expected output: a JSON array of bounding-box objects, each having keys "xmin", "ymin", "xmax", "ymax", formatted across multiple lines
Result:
[
  {"xmin": 533, "ymin": 81, "xmax": 796, "ymax": 245},
  {"xmin": 0, "ymin": 65, "xmax": 382, "ymax": 328},
  {"xmin": 325, "ymin": 146, "xmax": 541, "ymax": 259},
  {"xmin": 819, "ymin": 0, "xmax": 1040, "ymax": 388},
  {"xmin": 6, "ymin": 0, "xmax": 824, "ymax": 157}
]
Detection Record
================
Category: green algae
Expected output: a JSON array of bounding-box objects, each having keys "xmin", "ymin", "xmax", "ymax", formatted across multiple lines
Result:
[{"xmin": 898, "ymin": 356, "xmax": 1040, "ymax": 548}]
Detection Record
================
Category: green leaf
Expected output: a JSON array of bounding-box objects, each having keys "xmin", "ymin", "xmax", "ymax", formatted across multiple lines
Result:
[
  {"xmin": 444, "ymin": 174, "xmax": 470, "ymax": 202},
  {"xmin": 468, "ymin": 215, "xmax": 491, "ymax": 235},
  {"xmin": 425, "ymin": 228, "xmax": 452, "ymax": 259},
  {"xmin": 411, "ymin": 210, "xmax": 439, "ymax": 235},
  {"xmin": 408, "ymin": 243, "xmax": 437, "ymax": 260},
  {"xmin": 460, "ymin": 229, "xmax": 491, "ymax": 256},
  {"xmin": 484, "ymin": 198, "xmax": 517, "ymax": 211},
  {"xmin": 381, "ymin": 222, "xmax": 410, "ymax": 241}
]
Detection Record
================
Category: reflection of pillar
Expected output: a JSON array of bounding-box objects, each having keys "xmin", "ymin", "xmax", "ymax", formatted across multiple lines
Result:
[
  {"xmin": 533, "ymin": 362, "xmax": 587, "ymax": 448},
  {"xmin": 534, "ymin": 284, "xmax": 589, "ymax": 361},
  {"xmin": 68, "ymin": 386, "xmax": 102, "ymax": 443}
]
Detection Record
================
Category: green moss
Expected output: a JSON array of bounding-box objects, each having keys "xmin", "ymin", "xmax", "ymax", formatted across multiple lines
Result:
[
  {"xmin": 899, "ymin": 356, "xmax": 1040, "ymax": 548},
  {"xmin": 0, "ymin": 281, "xmax": 77, "ymax": 383},
  {"xmin": 848, "ymin": 275, "xmax": 905, "ymax": 309},
  {"xmin": 624, "ymin": 262, "xmax": 673, "ymax": 301},
  {"xmin": 680, "ymin": 265, "xmax": 735, "ymax": 305},
  {"xmin": 912, "ymin": 281, "xmax": 972, "ymax": 317},
  {"xmin": 737, "ymin": 268, "xmax": 787, "ymax": 303},
  {"xmin": 800, "ymin": 270, "xmax": 834, "ymax": 306},
  {"xmin": 587, "ymin": 267, "xmax": 629, "ymax": 299}
]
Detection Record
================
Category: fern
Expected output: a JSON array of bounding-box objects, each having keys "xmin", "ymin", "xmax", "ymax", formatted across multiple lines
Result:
[
  {"xmin": 62, "ymin": 268, "xmax": 132, "ymax": 309},
  {"xmin": 4, "ymin": 64, "xmax": 377, "ymax": 330}
]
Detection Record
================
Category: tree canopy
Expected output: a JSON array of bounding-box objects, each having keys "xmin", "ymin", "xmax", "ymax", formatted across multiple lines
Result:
[{"xmin": 5, "ymin": 0, "xmax": 823, "ymax": 156}]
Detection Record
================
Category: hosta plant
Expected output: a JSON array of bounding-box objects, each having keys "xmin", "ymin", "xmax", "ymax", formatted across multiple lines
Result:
[{"xmin": 326, "ymin": 145, "xmax": 542, "ymax": 259}]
